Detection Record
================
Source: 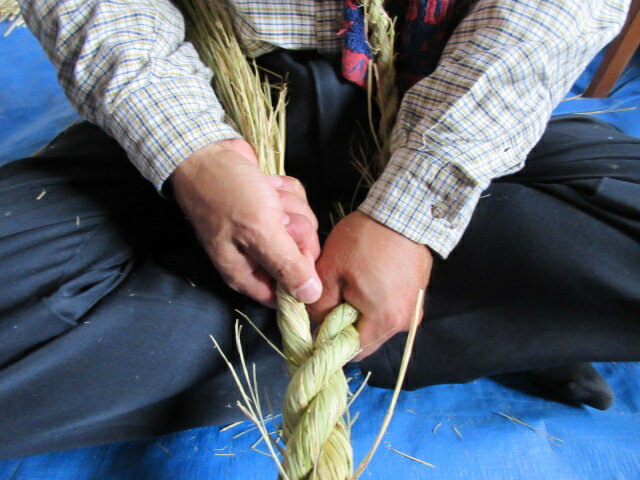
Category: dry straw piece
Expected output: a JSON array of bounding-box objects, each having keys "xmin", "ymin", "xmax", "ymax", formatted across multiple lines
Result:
[
  {"xmin": 0, "ymin": 0, "xmax": 24, "ymax": 37},
  {"xmin": 0, "ymin": 0, "xmax": 19, "ymax": 21},
  {"xmin": 362, "ymin": 0, "xmax": 400, "ymax": 179}
]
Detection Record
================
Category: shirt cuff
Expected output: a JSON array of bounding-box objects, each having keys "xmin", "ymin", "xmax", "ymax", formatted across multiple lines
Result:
[
  {"xmin": 108, "ymin": 78, "xmax": 241, "ymax": 193},
  {"xmin": 358, "ymin": 146, "xmax": 483, "ymax": 258}
]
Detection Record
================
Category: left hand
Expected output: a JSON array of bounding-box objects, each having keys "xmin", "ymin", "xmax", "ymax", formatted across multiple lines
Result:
[{"xmin": 308, "ymin": 211, "xmax": 433, "ymax": 360}]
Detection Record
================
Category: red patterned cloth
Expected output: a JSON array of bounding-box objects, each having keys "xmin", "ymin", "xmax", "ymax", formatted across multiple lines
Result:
[{"xmin": 341, "ymin": 0, "xmax": 471, "ymax": 90}]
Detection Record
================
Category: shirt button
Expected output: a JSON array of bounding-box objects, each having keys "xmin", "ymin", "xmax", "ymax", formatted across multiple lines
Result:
[{"xmin": 431, "ymin": 202, "xmax": 448, "ymax": 219}]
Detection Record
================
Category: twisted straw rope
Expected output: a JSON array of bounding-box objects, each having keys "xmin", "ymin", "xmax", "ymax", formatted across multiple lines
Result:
[
  {"xmin": 277, "ymin": 288, "xmax": 359, "ymax": 479},
  {"xmin": 363, "ymin": 0, "xmax": 399, "ymax": 179},
  {"xmin": 166, "ymin": 1, "xmax": 395, "ymax": 478}
]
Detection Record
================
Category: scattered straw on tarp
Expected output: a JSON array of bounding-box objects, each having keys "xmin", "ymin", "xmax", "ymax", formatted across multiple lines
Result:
[{"xmin": 0, "ymin": 0, "xmax": 24, "ymax": 37}]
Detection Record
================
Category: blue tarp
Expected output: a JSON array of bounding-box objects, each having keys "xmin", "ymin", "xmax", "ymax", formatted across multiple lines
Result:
[{"xmin": 0, "ymin": 19, "xmax": 639, "ymax": 480}]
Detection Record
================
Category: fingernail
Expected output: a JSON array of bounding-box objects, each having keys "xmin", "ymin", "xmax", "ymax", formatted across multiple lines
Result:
[
  {"xmin": 282, "ymin": 214, "xmax": 291, "ymax": 225},
  {"xmin": 294, "ymin": 278, "xmax": 321, "ymax": 303},
  {"xmin": 268, "ymin": 175, "xmax": 283, "ymax": 188}
]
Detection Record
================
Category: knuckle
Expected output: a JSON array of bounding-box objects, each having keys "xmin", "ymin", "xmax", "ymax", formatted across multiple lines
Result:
[
  {"xmin": 290, "ymin": 211, "xmax": 317, "ymax": 234},
  {"xmin": 286, "ymin": 176, "xmax": 305, "ymax": 196},
  {"xmin": 298, "ymin": 213, "xmax": 315, "ymax": 231},
  {"xmin": 226, "ymin": 274, "xmax": 251, "ymax": 295},
  {"xmin": 286, "ymin": 222, "xmax": 305, "ymax": 242},
  {"xmin": 294, "ymin": 215, "xmax": 314, "ymax": 233},
  {"xmin": 225, "ymin": 277, "xmax": 242, "ymax": 293},
  {"xmin": 287, "ymin": 176, "xmax": 302, "ymax": 189},
  {"xmin": 315, "ymin": 258, "xmax": 333, "ymax": 278}
]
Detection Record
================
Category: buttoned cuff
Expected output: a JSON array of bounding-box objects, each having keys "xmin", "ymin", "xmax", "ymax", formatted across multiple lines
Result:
[
  {"xmin": 358, "ymin": 146, "xmax": 483, "ymax": 258},
  {"xmin": 108, "ymin": 78, "xmax": 241, "ymax": 193}
]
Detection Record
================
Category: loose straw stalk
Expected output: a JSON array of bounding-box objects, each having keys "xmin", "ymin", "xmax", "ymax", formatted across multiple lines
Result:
[
  {"xmin": 0, "ymin": 0, "xmax": 25, "ymax": 37},
  {"xmin": 177, "ymin": 1, "xmax": 401, "ymax": 478}
]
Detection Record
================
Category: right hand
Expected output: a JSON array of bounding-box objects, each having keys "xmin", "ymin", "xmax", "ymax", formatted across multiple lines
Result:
[{"xmin": 171, "ymin": 139, "xmax": 322, "ymax": 307}]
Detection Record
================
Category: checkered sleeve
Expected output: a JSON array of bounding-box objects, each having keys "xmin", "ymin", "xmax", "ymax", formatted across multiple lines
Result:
[
  {"xmin": 20, "ymin": 0, "xmax": 240, "ymax": 191},
  {"xmin": 359, "ymin": 0, "xmax": 630, "ymax": 258}
]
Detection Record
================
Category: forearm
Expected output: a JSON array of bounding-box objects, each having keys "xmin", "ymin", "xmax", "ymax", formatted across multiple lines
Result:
[
  {"xmin": 360, "ymin": 0, "xmax": 630, "ymax": 257},
  {"xmin": 20, "ymin": 0, "xmax": 240, "ymax": 190}
]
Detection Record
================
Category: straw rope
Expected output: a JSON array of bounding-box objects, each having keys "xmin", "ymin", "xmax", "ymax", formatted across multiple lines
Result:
[
  {"xmin": 174, "ymin": 3, "xmax": 364, "ymax": 477},
  {"xmin": 176, "ymin": 1, "xmax": 397, "ymax": 478}
]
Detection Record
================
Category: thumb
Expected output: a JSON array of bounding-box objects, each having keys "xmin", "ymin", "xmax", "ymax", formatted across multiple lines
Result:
[
  {"xmin": 307, "ymin": 269, "xmax": 341, "ymax": 328},
  {"xmin": 248, "ymin": 222, "xmax": 322, "ymax": 304}
]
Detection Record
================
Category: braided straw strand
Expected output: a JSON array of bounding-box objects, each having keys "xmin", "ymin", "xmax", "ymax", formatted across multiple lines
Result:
[
  {"xmin": 362, "ymin": 0, "xmax": 399, "ymax": 177},
  {"xmin": 278, "ymin": 288, "xmax": 359, "ymax": 479}
]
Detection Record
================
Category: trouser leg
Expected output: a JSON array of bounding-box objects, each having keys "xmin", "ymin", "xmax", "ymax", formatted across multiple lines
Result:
[
  {"xmin": 255, "ymin": 52, "xmax": 640, "ymax": 390},
  {"xmin": 361, "ymin": 115, "xmax": 640, "ymax": 389},
  {"xmin": 0, "ymin": 122, "xmax": 288, "ymax": 460}
]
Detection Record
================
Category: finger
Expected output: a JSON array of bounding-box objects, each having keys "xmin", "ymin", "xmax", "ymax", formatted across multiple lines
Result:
[
  {"xmin": 211, "ymin": 242, "xmax": 276, "ymax": 307},
  {"xmin": 354, "ymin": 306, "xmax": 424, "ymax": 361},
  {"xmin": 284, "ymin": 213, "xmax": 321, "ymax": 261},
  {"xmin": 278, "ymin": 190, "xmax": 318, "ymax": 230},
  {"xmin": 353, "ymin": 315, "xmax": 398, "ymax": 361},
  {"xmin": 244, "ymin": 265, "xmax": 277, "ymax": 308},
  {"xmin": 246, "ymin": 223, "xmax": 322, "ymax": 304},
  {"xmin": 268, "ymin": 175, "xmax": 308, "ymax": 202}
]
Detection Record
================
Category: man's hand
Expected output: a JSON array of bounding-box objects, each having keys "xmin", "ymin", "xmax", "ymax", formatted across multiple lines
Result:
[
  {"xmin": 309, "ymin": 211, "xmax": 433, "ymax": 360},
  {"xmin": 171, "ymin": 139, "xmax": 322, "ymax": 307}
]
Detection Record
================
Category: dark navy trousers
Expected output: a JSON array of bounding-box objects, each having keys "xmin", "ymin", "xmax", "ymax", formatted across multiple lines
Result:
[{"xmin": 1, "ymin": 51, "xmax": 639, "ymax": 460}]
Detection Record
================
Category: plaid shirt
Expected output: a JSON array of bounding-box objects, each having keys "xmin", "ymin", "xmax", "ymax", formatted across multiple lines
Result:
[{"xmin": 21, "ymin": 0, "xmax": 629, "ymax": 257}]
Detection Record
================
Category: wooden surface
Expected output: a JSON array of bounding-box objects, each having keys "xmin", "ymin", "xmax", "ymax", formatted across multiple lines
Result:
[{"xmin": 584, "ymin": 0, "xmax": 640, "ymax": 97}]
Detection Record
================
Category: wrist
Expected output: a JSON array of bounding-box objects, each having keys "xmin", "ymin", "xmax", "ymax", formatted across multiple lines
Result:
[
  {"xmin": 171, "ymin": 138, "xmax": 256, "ymax": 191},
  {"xmin": 355, "ymin": 210, "xmax": 431, "ymax": 253}
]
